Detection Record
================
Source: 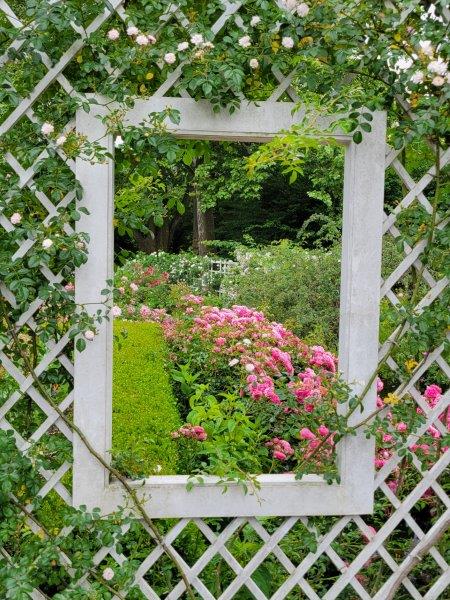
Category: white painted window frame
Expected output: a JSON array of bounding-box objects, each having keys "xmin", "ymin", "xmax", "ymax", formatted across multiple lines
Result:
[{"xmin": 74, "ymin": 98, "xmax": 386, "ymax": 518}]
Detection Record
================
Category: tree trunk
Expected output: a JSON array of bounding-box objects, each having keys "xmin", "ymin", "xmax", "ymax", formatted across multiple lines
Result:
[
  {"xmin": 192, "ymin": 182, "xmax": 215, "ymax": 256},
  {"xmin": 135, "ymin": 220, "xmax": 171, "ymax": 253}
]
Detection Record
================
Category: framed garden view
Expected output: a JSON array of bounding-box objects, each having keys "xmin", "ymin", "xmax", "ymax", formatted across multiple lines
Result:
[{"xmin": 73, "ymin": 97, "xmax": 386, "ymax": 518}]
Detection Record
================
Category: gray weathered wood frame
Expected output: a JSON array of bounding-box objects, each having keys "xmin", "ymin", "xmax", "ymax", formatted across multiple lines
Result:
[{"xmin": 74, "ymin": 98, "xmax": 386, "ymax": 517}]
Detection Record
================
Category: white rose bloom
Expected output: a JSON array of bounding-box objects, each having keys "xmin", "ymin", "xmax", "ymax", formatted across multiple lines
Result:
[
  {"xmin": 410, "ymin": 71, "xmax": 424, "ymax": 84},
  {"xmin": 115, "ymin": 135, "xmax": 124, "ymax": 148},
  {"xmin": 191, "ymin": 33, "xmax": 204, "ymax": 45},
  {"xmin": 102, "ymin": 567, "xmax": 114, "ymax": 581},
  {"xmin": 164, "ymin": 52, "xmax": 176, "ymax": 65},
  {"xmin": 228, "ymin": 358, "xmax": 239, "ymax": 367},
  {"xmin": 249, "ymin": 58, "xmax": 259, "ymax": 69},
  {"xmin": 126, "ymin": 26, "xmax": 139, "ymax": 36},
  {"xmin": 10, "ymin": 212, "xmax": 21, "ymax": 225},
  {"xmin": 56, "ymin": 135, "xmax": 66, "ymax": 146},
  {"xmin": 42, "ymin": 238, "xmax": 53, "ymax": 249},
  {"xmin": 281, "ymin": 0, "xmax": 298, "ymax": 13},
  {"xmin": 245, "ymin": 363, "xmax": 255, "ymax": 373},
  {"xmin": 395, "ymin": 57, "xmax": 413, "ymax": 71},
  {"xmin": 250, "ymin": 15, "xmax": 261, "ymax": 26},
  {"xmin": 297, "ymin": 3, "xmax": 310, "ymax": 17},
  {"xmin": 282, "ymin": 36, "xmax": 295, "ymax": 49},
  {"xmin": 431, "ymin": 75, "xmax": 445, "ymax": 87},
  {"xmin": 84, "ymin": 330, "xmax": 95, "ymax": 341},
  {"xmin": 41, "ymin": 122, "xmax": 54, "ymax": 135},
  {"xmin": 136, "ymin": 34, "xmax": 149, "ymax": 46},
  {"xmin": 428, "ymin": 58, "xmax": 448, "ymax": 76},
  {"xmin": 177, "ymin": 41, "xmax": 189, "ymax": 51},
  {"xmin": 419, "ymin": 40, "xmax": 433, "ymax": 57},
  {"xmin": 107, "ymin": 29, "xmax": 120, "ymax": 41},
  {"xmin": 111, "ymin": 305, "xmax": 122, "ymax": 317},
  {"xmin": 238, "ymin": 35, "xmax": 251, "ymax": 48}
]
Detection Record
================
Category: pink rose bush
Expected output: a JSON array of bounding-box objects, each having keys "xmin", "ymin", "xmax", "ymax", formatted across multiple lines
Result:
[{"xmin": 114, "ymin": 258, "xmax": 447, "ymax": 484}]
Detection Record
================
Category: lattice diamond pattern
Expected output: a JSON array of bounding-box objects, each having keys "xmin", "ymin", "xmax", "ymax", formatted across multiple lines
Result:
[{"xmin": 0, "ymin": 1, "xmax": 448, "ymax": 598}]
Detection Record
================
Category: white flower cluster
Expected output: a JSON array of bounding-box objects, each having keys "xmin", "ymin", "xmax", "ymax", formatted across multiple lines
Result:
[
  {"xmin": 393, "ymin": 41, "xmax": 449, "ymax": 88},
  {"xmin": 107, "ymin": 27, "xmax": 157, "ymax": 47},
  {"xmin": 280, "ymin": 1, "xmax": 310, "ymax": 17}
]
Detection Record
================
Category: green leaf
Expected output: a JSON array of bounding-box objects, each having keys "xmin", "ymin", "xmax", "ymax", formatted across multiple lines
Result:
[{"xmin": 353, "ymin": 130, "xmax": 363, "ymax": 144}]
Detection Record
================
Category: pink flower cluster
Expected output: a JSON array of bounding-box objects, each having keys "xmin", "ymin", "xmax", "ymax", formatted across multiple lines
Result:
[
  {"xmin": 265, "ymin": 438, "xmax": 294, "ymax": 461},
  {"xmin": 171, "ymin": 424, "xmax": 207, "ymax": 441},
  {"xmin": 169, "ymin": 303, "xmax": 337, "ymax": 413}
]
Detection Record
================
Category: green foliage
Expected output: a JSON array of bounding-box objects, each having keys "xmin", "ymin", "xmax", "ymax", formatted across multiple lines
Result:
[
  {"xmin": 221, "ymin": 239, "xmax": 404, "ymax": 351},
  {"xmin": 112, "ymin": 320, "xmax": 181, "ymax": 477}
]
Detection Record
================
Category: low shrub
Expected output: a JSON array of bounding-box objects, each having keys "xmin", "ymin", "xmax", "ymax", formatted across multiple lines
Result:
[
  {"xmin": 112, "ymin": 320, "xmax": 181, "ymax": 477},
  {"xmin": 221, "ymin": 239, "xmax": 403, "ymax": 351}
]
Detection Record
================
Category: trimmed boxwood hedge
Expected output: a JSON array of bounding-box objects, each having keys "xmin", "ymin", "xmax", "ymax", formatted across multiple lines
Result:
[{"xmin": 112, "ymin": 320, "xmax": 181, "ymax": 477}]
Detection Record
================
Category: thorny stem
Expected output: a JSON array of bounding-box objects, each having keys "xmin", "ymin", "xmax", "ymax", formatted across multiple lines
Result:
[{"xmin": 0, "ymin": 302, "xmax": 196, "ymax": 600}]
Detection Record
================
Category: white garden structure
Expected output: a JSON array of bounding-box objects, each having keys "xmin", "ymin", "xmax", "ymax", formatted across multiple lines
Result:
[
  {"xmin": 74, "ymin": 98, "xmax": 385, "ymax": 518},
  {"xmin": 0, "ymin": 1, "xmax": 449, "ymax": 599}
]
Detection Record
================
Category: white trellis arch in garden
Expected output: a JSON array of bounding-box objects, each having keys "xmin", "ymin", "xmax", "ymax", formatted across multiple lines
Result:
[
  {"xmin": 1, "ymin": 0, "xmax": 449, "ymax": 597},
  {"xmin": 74, "ymin": 97, "xmax": 387, "ymax": 518}
]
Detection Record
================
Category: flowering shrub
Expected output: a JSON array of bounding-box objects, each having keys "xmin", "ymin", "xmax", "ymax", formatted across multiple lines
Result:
[{"xmin": 117, "ymin": 293, "xmax": 448, "ymax": 488}]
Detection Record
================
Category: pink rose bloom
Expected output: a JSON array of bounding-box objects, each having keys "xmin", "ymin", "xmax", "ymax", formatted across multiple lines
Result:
[
  {"xmin": 130, "ymin": 282, "xmax": 138, "ymax": 292},
  {"xmin": 382, "ymin": 434, "xmax": 393, "ymax": 443},
  {"xmin": 140, "ymin": 305, "xmax": 151, "ymax": 318},
  {"xmin": 427, "ymin": 425, "xmax": 441, "ymax": 439},
  {"xmin": 318, "ymin": 425, "xmax": 329, "ymax": 436},
  {"xmin": 266, "ymin": 438, "xmax": 294, "ymax": 460},
  {"xmin": 309, "ymin": 346, "xmax": 336, "ymax": 372},
  {"xmin": 299, "ymin": 427, "xmax": 315, "ymax": 440},
  {"xmin": 387, "ymin": 480, "xmax": 398, "ymax": 494},
  {"xmin": 424, "ymin": 384, "xmax": 442, "ymax": 405},
  {"xmin": 376, "ymin": 377, "xmax": 384, "ymax": 392},
  {"xmin": 274, "ymin": 450, "xmax": 287, "ymax": 460},
  {"xmin": 111, "ymin": 305, "xmax": 122, "ymax": 317},
  {"xmin": 362, "ymin": 525, "xmax": 377, "ymax": 542},
  {"xmin": 374, "ymin": 458, "xmax": 385, "ymax": 468},
  {"xmin": 396, "ymin": 422, "xmax": 407, "ymax": 432}
]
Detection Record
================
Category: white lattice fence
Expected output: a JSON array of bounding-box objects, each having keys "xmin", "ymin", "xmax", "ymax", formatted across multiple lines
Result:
[{"xmin": 0, "ymin": 1, "xmax": 449, "ymax": 599}]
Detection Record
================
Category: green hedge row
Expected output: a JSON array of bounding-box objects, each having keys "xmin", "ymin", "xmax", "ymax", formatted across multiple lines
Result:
[{"xmin": 112, "ymin": 320, "xmax": 181, "ymax": 477}]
